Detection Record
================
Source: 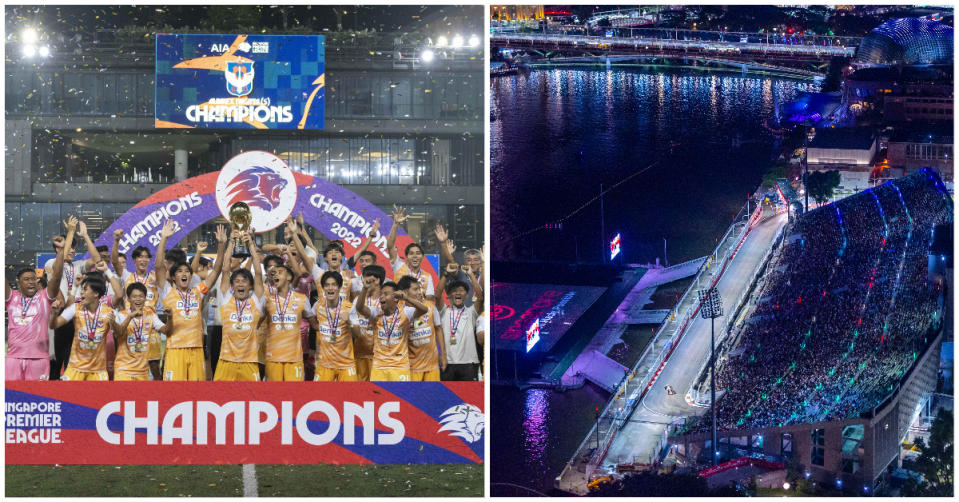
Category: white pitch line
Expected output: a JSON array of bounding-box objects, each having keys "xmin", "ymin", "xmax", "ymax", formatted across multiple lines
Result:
[{"xmin": 242, "ymin": 464, "xmax": 258, "ymax": 497}]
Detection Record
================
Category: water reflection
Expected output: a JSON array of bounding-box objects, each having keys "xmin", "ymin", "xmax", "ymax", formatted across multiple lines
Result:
[{"xmin": 523, "ymin": 388, "xmax": 550, "ymax": 471}]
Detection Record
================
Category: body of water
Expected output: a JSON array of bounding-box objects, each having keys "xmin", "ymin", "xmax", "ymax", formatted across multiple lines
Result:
[{"xmin": 490, "ymin": 66, "xmax": 814, "ymax": 495}]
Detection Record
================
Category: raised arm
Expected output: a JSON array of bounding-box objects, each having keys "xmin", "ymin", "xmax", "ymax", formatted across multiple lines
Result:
[
  {"xmin": 95, "ymin": 260, "xmax": 125, "ymax": 309},
  {"xmin": 355, "ymin": 284, "xmax": 373, "ymax": 318},
  {"xmin": 247, "ymin": 232, "xmax": 265, "ymax": 298},
  {"xmin": 464, "ymin": 264, "xmax": 484, "ymax": 314},
  {"xmin": 435, "ymin": 224, "xmax": 455, "ymax": 267},
  {"xmin": 46, "ymin": 216, "xmax": 78, "ymax": 301},
  {"xmin": 386, "ymin": 206, "xmax": 408, "ymax": 264},
  {"xmin": 436, "ymin": 262, "xmax": 458, "ymax": 308},
  {"xmin": 286, "ymin": 218, "xmax": 315, "ymax": 273},
  {"xmin": 191, "ymin": 240, "xmax": 209, "ymax": 275},
  {"xmin": 111, "ymin": 229, "xmax": 126, "ymax": 275},
  {"xmin": 77, "ymin": 220, "xmax": 102, "ymax": 267},
  {"xmin": 154, "ymin": 219, "xmax": 176, "ymax": 287},
  {"xmin": 203, "ymin": 225, "xmax": 229, "ymax": 291},
  {"xmin": 394, "ymin": 290, "xmax": 427, "ymax": 319},
  {"xmin": 349, "ymin": 218, "xmax": 380, "ymax": 267},
  {"xmin": 296, "ymin": 213, "xmax": 317, "ymax": 253}
]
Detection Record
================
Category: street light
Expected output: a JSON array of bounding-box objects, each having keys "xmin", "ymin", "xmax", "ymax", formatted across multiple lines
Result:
[{"xmin": 698, "ymin": 287, "xmax": 723, "ymax": 466}]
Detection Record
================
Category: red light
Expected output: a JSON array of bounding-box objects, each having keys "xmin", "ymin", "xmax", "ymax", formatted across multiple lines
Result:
[
  {"xmin": 798, "ymin": 297, "xmax": 802, "ymax": 303},
  {"xmin": 787, "ymin": 27, "xmax": 794, "ymax": 34}
]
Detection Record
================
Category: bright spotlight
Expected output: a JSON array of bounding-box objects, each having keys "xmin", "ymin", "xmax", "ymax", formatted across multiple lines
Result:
[
  {"xmin": 468, "ymin": 34, "xmax": 480, "ymax": 47},
  {"xmin": 21, "ymin": 45, "xmax": 36, "ymax": 58},
  {"xmin": 421, "ymin": 49, "xmax": 434, "ymax": 63},
  {"xmin": 783, "ymin": 482, "xmax": 790, "ymax": 490},
  {"xmin": 21, "ymin": 28, "xmax": 37, "ymax": 44},
  {"xmin": 38, "ymin": 46, "xmax": 50, "ymax": 58},
  {"xmin": 436, "ymin": 35, "xmax": 448, "ymax": 48},
  {"xmin": 452, "ymin": 34, "xmax": 464, "ymax": 48}
]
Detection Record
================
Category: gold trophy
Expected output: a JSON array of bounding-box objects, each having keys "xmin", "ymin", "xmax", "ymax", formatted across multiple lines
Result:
[{"xmin": 228, "ymin": 202, "xmax": 252, "ymax": 258}]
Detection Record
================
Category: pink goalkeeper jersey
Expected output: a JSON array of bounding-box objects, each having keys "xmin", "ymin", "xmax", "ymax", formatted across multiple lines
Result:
[{"xmin": 6, "ymin": 289, "xmax": 54, "ymax": 359}]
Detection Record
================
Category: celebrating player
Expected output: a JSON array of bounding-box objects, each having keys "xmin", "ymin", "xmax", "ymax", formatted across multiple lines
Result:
[
  {"xmin": 214, "ymin": 231, "xmax": 266, "ymax": 381},
  {"xmin": 49, "ymin": 276, "xmax": 117, "ymax": 381},
  {"xmin": 354, "ymin": 278, "xmax": 429, "ymax": 382},
  {"xmin": 396, "ymin": 275, "xmax": 445, "ymax": 381},
  {"xmin": 155, "ymin": 220, "xmax": 228, "ymax": 380},
  {"xmin": 386, "ymin": 206, "xmax": 436, "ymax": 301},
  {"xmin": 310, "ymin": 271, "xmax": 356, "ymax": 381},
  {"xmin": 436, "ymin": 261, "xmax": 484, "ymax": 381},
  {"xmin": 113, "ymin": 283, "xmax": 171, "ymax": 380},
  {"xmin": 264, "ymin": 252, "xmax": 316, "ymax": 381}
]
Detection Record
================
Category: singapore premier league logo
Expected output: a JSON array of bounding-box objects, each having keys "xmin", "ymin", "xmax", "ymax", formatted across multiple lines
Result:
[
  {"xmin": 215, "ymin": 151, "xmax": 297, "ymax": 232},
  {"xmin": 225, "ymin": 60, "xmax": 254, "ymax": 97}
]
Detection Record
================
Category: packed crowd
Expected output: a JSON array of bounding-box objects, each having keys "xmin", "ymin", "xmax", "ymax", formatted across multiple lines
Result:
[
  {"xmin": 711, "ymin": 169, "xmax": 951, "ymax": 431},
  {"xmin": 6, "ymin": 207, "xmax": 486, "ymax": 382}
]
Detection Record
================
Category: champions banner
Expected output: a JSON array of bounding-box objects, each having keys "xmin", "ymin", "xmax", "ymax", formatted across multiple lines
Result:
[
  {"xmin": 156, "ymin": 34, "xmax": 325, "ymax": 129},
  {"xmin": 6, "ymin": 382, "xmax": 483, "ymax": 465},
  {"xmin": 93, "ymin": 151, "xmax": 437, "ymax": 286}
]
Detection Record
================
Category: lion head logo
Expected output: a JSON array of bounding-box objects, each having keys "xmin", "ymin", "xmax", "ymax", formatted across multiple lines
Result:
[
  {"xmin": 224, "ymin": 165, "xmax": 288, "ymax": 212},
  {"xmin": 438, "ymin": 403, "xmax": 485, "ymax": 444}
]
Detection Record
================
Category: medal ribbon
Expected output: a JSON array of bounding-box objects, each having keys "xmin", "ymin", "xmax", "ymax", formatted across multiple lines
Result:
[
  {"xmin": 131, "ymin": 314, "xmax": 145, "ymax": 346},
  {"xmin": 20, "ymin": 293, "xmax": 38, "ymax": 322},
  {"xmin": 235, "ymin": 295, "xmax": 250, "ymax": 328},
  {"xmin": 82, "ymin": 303, "xmax": 102, "ymax": 344},
  {"xmin": 274, "ymin": 287, "xmax": 293, "ymax": 326},
  {"xmin": 326, "ymin": 298, "xmax": 342, "ymax": 341},
  {"xmin": 176, "ymin": 288, "xmax": 193, "ymax": 317},
  {"xmin": 64, "ymin": 263, "xmax": 75, "ymax": 291},
  {"xmin": 449, "ymin": 307, "xmax": 466, "ymax": 343},
  {"xmin": 382, "ymin": 308, "xmax": 401, "ymax": 341}
]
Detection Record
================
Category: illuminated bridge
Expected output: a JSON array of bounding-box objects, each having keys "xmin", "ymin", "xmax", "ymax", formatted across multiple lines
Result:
[{"xmin": 491, "ymin": 32, "xmax": 860, "ymax": 76}]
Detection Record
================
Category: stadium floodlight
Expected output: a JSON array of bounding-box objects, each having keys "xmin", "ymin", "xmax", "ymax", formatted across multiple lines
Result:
[
  {"xmin": 21, "ymin": 44, "xmax": 36, "ymax": 58},
  {"xmin": 452, "ymin": 34, "xmax": 464, "ymax": 48},
  {"xmin": 435, "ymin": 35, "xmax": 448, "ymax": 48},
  {"xmin": 420, "ymin": 49, "xmax": 434, "ymax": 63},
  {"xmin": 698, "ymin": 287, "xmax": 723, "ymax": 466},
  {"xmin": 38, "ymin": 46, "xmax": 50, "ymax": 58},
  {"xmin": 468, "ymin": 34, "xmax": 480, "ymax": 47},
  {"xmin": 21, "ymin": 28, "xmax": 37, "ymax": 44}
]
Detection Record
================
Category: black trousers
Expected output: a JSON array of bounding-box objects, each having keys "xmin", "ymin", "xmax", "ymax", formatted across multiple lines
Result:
[
  {"xmin": 207, "ymin": 325, "xmax": 223, "ymax": 375},
  {"xmin": 441, "ymin": 363, "xmax": 479, "ymax": 381},
  {"xmin": 50, "ymin": 323, "xmax": 74, "ymax": 380}
]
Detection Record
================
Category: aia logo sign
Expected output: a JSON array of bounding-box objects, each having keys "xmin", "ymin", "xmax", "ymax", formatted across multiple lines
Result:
[
  {"xmin": 225, "ymin": 60, "xmax": 254, "ymax": 97},
  {"xmin": 215, "ymin": 151, "xmax": 297, "ymax": 232}
]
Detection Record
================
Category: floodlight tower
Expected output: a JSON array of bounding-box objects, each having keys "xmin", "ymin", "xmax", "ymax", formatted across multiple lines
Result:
[{"xmin": 698, "ymin": 287, "xmax": 723, "ymax": 466}]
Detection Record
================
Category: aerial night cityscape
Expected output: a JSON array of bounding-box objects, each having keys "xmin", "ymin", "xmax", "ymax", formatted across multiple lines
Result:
[{"xmin": 490, "ymin": 4, "xmax": 953, "ymax": 497}]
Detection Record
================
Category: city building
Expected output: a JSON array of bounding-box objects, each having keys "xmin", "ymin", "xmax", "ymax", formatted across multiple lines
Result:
[
  {"xmin": 806, "ymin": 127, "xmax": 878, "ymax": 195},
  {"xmin": 855, "ymin": 18, "xmax": 953, "ymax": 66},
  {"xmin": 885, "ymin": 126, "xmax": 954, "ymax": 183},
  {"xmin": 490, "ymin": 5, "xmax": 544, "ymax": 22},
  {"xmin": 5, "ymin": 7, "xmax": 484, "ymax": 276}
]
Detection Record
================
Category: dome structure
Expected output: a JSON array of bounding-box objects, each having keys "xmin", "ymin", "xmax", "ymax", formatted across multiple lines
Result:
[{"xmin": 855, "ymin": 18, "xmax": 953, "ymax": 65}]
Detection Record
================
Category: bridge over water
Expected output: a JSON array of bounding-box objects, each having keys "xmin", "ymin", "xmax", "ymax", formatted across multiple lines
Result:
[{"xmin": 491, "ymin": 32, "xmax": 859, "ymax": 76}]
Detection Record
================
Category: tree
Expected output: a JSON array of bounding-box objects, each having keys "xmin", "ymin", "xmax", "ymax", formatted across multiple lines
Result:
[
  {"xmin": 902, "ymin": 408, "xmax": 953, "ymax": 496},
  {"xmin": 806, "ymin": 170, "xmax": 840, "ymax": 204}
]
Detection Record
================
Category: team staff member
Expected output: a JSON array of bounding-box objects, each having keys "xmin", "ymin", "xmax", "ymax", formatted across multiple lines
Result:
[
  {"xmin": 215, "ymin": 231, "xmax": 266, "ymax": 381},
  {"xmin": 436, "ymin": 262, "xmax": 484, "ymax": 381},
  {"xmin": 113, "ymin": 283, "xmax": 171, "ymax": 380},
  {"xmin": 310, "ymin": 271, "xmax": 356, "ymax": 381},
  {"xmin": 5, "ymin": 216, "xmax": 75, "ymax": 380},
  {"xmin": 396, "ymin": 275, "xmax": 445, "ymax": 381},
  {"xmin": 354, "ymin": 279, "xmax": 428, "ymax": 382},
  {"xmin": 155, "ymin": 220, "xmax": 228, "ymax": 381}
]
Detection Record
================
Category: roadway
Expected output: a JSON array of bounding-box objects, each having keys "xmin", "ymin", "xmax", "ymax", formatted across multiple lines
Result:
[{"xmin": 602, "ymin": 212, "xmax": 787, "ymax": 468}]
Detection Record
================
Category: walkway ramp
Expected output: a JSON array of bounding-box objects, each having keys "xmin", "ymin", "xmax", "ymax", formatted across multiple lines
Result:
[{"xmin": 561, "ymin": 349, "xmax": 628, "ymax": 392}]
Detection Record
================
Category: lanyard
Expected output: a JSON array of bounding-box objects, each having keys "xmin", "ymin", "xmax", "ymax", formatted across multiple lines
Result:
[
  {"xmin": 235, "ymin": 296, "xmax": 250, "ymax": 323},
  {"xmin": 176, "ymin": 288, "xmax": 194, "ymax": 317},
  {"xmin": 82, "ymin": 303, "xmax": 102, "ymax": 343},
  {"xmin": 20, "ymin": 293, "xmax": 38, "ymax": 322},
  {"xmin": 449, "ymin": 307, "xmax": 466, "ymax": 343},
  {"xmin": 273, "ymin": 287, "xmax": 293, "ymax": 323},
  {"xmin": 326, "ymin": 298, "xmax": 342, "ymax": 341},
  {"xmin": 381, "ymin": 308, "xmax": 401, "ymax": 341}
]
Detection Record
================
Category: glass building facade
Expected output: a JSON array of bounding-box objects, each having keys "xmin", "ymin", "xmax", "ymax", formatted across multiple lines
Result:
[
  {"xmin": 5, "ymin": 29, "xmax": 484, "ymax": 276},
  {"xmin": 855, "ymin": 18, "xmax": 954, "ymax": 65}
]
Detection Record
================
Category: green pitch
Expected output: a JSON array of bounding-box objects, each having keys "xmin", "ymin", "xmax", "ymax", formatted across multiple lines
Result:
[{"xmin": 6, "ymin": 464, "xmax": 483, "ymax": 497}]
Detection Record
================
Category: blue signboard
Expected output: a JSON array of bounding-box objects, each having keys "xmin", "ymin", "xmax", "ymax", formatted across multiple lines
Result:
[{"xmin": 155, "ymin": 34, "xmax": 325, "ymax": 129}]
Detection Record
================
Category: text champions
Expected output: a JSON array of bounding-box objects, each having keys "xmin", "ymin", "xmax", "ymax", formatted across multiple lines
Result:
[
  {"xmin": 95, "ymin": 400, "xmax": 405, "ymax": 446},
  {"xmin": 185, "ymin": 98, "xmax": 293, "ymax": 124}
]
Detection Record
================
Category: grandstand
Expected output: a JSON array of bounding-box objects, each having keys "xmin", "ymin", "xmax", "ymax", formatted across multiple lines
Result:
[{"xmin": 678, "ymin": 169, "xmax": 951, "ymax": 493}]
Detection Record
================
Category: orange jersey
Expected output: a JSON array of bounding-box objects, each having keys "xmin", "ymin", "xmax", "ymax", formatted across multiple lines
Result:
[
  {"xmin": 311, "ymin": 263, "xmax": 354, "ymax": 300},
  {"xmin": 392, "ymin": 259, "xmax": 435, "ymax": 296},
  {"xmin": 121, "ymin": 269, "xmax": 159, "ymax": 313},
  {"xmin": 368, "ymin": 305, "xmax": 416, "ymax": 370},
  {"xmin": 349, "ymin": 295, "xmax": 380, "ymax": 359},
  {"xmin": 62, "ymin": 303, "xmax": 114, "ymax": 373},
  {"xmin": 264, "ymin": 289, "xmax": 314, "ymax": 363},
  {"xmin": 114, "ymin": 310, "xmax": 165, "ymax": 373},
  {"xmin": 408, "ymin": 302, "xmax": 442, "ymax": 372},
  {"xmin": 159, "ymin": 283, "xmax": 209, "ymax": 349},
  {"xmin": 218, "ymin": 291, "xmax": 266, "ymax": 364},
  {"xmin": 313, "ymin": 298, "xmax": 355, "ymax": 370}
]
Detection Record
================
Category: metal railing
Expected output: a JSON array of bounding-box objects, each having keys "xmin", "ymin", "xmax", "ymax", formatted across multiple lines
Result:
[{"xmin": 560, "ymin": 189, "xmax": 766, "ymax": 489}]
